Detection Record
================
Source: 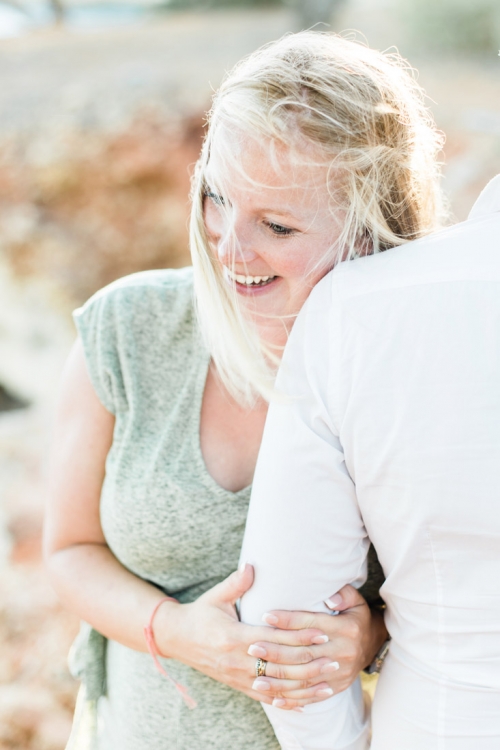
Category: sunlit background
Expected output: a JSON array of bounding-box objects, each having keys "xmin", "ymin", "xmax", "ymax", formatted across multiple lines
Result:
[{"xmin": 0, "ymin": 1, "xmax": 499, "ymax": 747}]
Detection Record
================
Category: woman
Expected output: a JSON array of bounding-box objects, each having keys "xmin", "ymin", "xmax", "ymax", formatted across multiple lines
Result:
[{"xmin": 44, "ymin": 32, "xmax": 443, "ymax": 750}]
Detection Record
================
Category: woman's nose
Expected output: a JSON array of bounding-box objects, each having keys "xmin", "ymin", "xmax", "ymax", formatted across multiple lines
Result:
[{"xmin": 216, "ymin": 225, "xmax": 259, "ymax": 266}]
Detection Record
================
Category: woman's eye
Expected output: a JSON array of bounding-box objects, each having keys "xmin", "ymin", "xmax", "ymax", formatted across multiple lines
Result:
[
  {"xmin": 267, "ymin": 222, "xmax": 294, "ymax": 236},
  {"xmin": 204, "ymin": 190, "xmax": 225, "ymax": 207}
]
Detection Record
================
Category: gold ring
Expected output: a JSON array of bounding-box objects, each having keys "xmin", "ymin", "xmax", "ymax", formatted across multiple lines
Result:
[{"xmin": 255, "ymin": 658, "xmax": 268, "ymax": 677}]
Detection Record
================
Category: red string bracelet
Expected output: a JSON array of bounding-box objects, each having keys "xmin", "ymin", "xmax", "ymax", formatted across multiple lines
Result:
[{"xmin": 143, "ymin": 595, "xmax": 197, "ymax": 709}]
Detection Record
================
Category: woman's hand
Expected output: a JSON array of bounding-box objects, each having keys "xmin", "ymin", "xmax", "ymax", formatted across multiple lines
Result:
[
  {"xmin": 246, "ymin": 585, "xmax": 388, "ymax": 709},
  {"xmin": 154, "ymin": 567, "xmax": 387, "ymax": 710},
  {"xmin": 154, "ymin": 564, "xmax": 336, "ymax": 706}
]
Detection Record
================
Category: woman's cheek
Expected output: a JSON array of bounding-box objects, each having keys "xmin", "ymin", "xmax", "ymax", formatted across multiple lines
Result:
[{"xmin": 203, "ymin": 202, "xmax": 223, "ymax": 246}]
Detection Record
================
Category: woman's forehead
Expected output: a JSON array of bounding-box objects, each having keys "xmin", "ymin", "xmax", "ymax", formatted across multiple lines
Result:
[{"xmin": 206, "ymin": 128, "xmax": 330, "ymax": 197}]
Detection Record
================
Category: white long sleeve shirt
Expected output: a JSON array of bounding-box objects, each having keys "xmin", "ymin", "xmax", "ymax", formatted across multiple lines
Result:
[{"xmin": 240, "ymin": 176, "xmax": 500, "ymax": 750}]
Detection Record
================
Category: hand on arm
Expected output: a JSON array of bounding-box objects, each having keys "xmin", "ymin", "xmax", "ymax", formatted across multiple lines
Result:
[
  {"xmin": 155, "ymin": 563, "xmax": 339, "ymax": 705},
  {"xmin": 247, "ymin": 584, "xmax": 388, "ymax": 709}
]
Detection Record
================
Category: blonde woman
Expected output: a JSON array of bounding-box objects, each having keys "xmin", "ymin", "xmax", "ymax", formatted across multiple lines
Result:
[{"xmin": 44, "ymin": 32, "xmax": 443, "ymax": 750}]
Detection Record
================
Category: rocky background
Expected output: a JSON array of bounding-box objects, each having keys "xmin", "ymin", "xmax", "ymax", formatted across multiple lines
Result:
[{"xmin": 0, "ymin": 2, "xmax": 499, "ymax": 747}]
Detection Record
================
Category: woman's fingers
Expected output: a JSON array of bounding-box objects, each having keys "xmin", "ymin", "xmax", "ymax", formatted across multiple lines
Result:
[
  {"xmin": 242, "ymin": 623, "xmax": 328, "ymax": 647},
  {"xmin": 262, "ymin": 608, "xmax": 341, "ymax": 632},
  {"xmin": 247, "ymin": 685, "xmax": 335, "ymax": 710},
  {"xmin": 270, "ymin": 694, "xmax": 335, "ymax": 709},
  {"xmin": 246, "ymin": 590, "xmax": 383, "ymax": 700},
  {"xmin": 324, "ymin": 584, "xmax": 368, "ymax": 613},
  {"xmin": 263, "ymin": 586, "xmax": 367, "ymax": 631},
  {"xmin": 205, "ymin": 563, "xmax": 255, "ymax": 609},
  {"xmin": 252, "ymin": 676, "xmax": 333, "ymax": 699},
  {"xmin": 259, "ymin": 656, "xmax": 338, "ymax": 682},
  {"xmin": 248, "ymin": 641, "xmax": 326, "ymax": 664},
  {"xmin": 262, "ymin": 609, "xmax": 318, "ymax": 630}
]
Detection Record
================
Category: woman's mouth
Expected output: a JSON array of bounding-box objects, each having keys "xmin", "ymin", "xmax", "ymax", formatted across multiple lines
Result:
[{"xmin": 223, "ymin": 267, "xmax": 278, "ymax": 288}]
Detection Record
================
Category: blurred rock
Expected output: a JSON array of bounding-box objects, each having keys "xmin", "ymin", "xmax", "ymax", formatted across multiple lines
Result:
[{"xmin": 0, "ymin": 384, "xmax": 28, "ymax": 413}]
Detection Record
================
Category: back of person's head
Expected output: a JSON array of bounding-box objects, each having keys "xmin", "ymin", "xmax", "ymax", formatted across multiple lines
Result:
[{"xmin": 190, "ymin": 32, "xmax": 446, "ymax": 404}]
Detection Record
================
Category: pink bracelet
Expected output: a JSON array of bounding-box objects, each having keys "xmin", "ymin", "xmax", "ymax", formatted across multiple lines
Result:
[{"xmin": 143, "ymin": 596, "xmax": 197, "ymax": 709}]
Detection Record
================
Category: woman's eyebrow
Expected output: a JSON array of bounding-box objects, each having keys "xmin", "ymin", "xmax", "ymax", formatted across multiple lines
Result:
[
  {"xmin": 263, "ymin": 207, "xmax": 302, "ymax": 218},
  {"xmin": 256, "ymin": 205, "xmax": 317, "ymax": 223}
]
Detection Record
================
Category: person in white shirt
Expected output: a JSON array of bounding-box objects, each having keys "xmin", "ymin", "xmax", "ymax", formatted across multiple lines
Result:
[{"xmin": 239, "ymin": 174, "xmax": 500, "ymax": 749}]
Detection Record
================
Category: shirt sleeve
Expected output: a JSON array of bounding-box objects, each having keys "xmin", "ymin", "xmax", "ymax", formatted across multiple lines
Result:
[
  {"xmin": 239, "ymin": 272, "xmax": 370, "ymax": 750},
  {"xmin": 73, "ymin": 285, "xmax": 129, "ymax": 415}
]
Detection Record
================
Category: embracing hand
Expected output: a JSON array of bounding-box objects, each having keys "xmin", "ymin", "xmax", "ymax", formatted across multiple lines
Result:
[
  {"xmin": 153, "ymin": 564, "xmax": 386, "ymax": 710},
  {"xmin": 154, "ymin": 563, "xmax": 336, "ymax": 706},
  {"xmin": 247, "ymin": 584, "xmax": 387, "ymax": 709}
]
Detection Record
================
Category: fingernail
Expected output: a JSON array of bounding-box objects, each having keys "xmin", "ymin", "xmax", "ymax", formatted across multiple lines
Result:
[
  {"xmin": 311, "ymin": 634, "xmax": 329, "ymax": 644},
  {"xmin": 252, "ymin": 679, "xmax": 270, "ymax": 691},
  {"xmin": 322, "ymin": 661, "xmax": 340, "ymax": 672},
  {"xmin": 239, "ymin": 561, "xmax": 247, "ymax": 575},
  {"xmin": 317, "ymin": 687, "xmax": 334, "ymax": 696},
  {"xmin": 248, "ymin": 644, "xmax": 267, "ymax": 658},
  {"xmin": 325, "ymin": 594, "xmax": 342, "ymax": 609},
  {"xmin": 262, "ymin": 613, "xmax": 278, "ymax": 626},
  {"xmin": 272, "ymin": 698, "xmax": 286, "ymax": 708},
  {"xmin": 293, "ymin": 707, "xmax": 304, "ymax": 713}
]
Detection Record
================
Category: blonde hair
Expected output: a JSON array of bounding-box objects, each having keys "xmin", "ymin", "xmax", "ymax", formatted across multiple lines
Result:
[{"xmin": 190, "ymin": 31, "xmax": 445, "ymax": 405}]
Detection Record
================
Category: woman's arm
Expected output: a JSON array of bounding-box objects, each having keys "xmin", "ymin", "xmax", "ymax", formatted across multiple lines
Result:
[
  {"xmin": 44, "ymin": 340, "xmax": 179, "ymax": 652},
  {"xmin": 44, "ymin": 341, "xmax": 341, "ymax": 706}
]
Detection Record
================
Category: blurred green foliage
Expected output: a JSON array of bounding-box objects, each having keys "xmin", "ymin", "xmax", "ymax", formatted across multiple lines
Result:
[
  {"xmin": 405, "ymin": 0, "xmax": 500, "ymax": 54},
  {"xmin": 166, "ymin": 0, "xmax": 281, "ymax": 9},
  {"xmin": 164, "ymin": 0, "xmax": 344, "ymax": 31}
]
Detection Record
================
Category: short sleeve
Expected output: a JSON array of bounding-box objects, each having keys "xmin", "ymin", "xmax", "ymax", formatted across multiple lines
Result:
[{"xmin": 73, "ymin": 286, "xmax": 129, "ymax": 415}]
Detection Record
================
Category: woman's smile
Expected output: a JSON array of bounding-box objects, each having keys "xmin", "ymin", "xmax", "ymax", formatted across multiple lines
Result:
[{"xmin": 223, "ymin": 266, "xmax": 279, "ymax": 293}]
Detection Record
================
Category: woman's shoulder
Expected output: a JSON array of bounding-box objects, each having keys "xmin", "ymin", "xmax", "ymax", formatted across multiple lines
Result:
[
  {"xmin": 81, "ymin": 266, "xmax": 193, "ymax": 309},
  {"xmin": 73, "ymin": 267, "xmax": 200, "ymax": 414},
  {"xmin": 74, "ymin": 267, "xmax": 196, "ymax": 335},
  {"xmin": 105, "ymin": 266, "xmax": 193, "ymax": 293}
]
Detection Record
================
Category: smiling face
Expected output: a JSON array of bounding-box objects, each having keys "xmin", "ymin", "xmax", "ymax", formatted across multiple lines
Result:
[{"xmin": 203, "ymin": 132, "xmax": 343, "ymax": 345}]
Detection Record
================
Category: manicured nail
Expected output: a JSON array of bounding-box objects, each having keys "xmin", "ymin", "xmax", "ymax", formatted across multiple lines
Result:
[
  {"xmin": 325, "ymin": 594, "xmax": 342, "ymax": 609},
  {"xmin": 316, "ymin": 687, "xmax": 334, "ymax": 696},
  {"xmin": 239, "ymin": 561, "xmax": 247, "ymax": 574},
  {"xmin": 322, "ymin": 661, "xmax": 340, "ymax": 673},
  {"xmin": 272, "ymin": 698, "xmax": 286, "ymax": 707},
  {"xmin": 293, "ymin": 707, "xmax": 304, "ymax": 713},
  {"xmin": 311, "ymin": 634, "xmax": 329, "ymax": 644},
  {"xmin": 248, "ymin": 644, "xmax": 267, "ymax": 658},
  {"xmin": 262, "ymin": 612, "xmax": 278, "ymax": 626},
  {"xmin": 252, "ymin": 679, "xmax": 270, "ymax": 691}
]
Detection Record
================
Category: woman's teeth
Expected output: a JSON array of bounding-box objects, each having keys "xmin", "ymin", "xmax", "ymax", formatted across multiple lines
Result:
[{"xmin": 225, "ymin": 268, "xmax": 277, "ymax": 286}]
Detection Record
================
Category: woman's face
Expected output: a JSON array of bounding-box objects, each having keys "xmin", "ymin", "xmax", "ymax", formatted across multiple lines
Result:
[{"xmin": 203, "ymin": 133, "xmax": 343, "ymax": 342}]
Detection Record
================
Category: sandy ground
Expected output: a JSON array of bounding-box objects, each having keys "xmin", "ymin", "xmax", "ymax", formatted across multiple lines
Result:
[{"xmin": 0, "ymin": 4, "xmax": 499, "ymax": 748}]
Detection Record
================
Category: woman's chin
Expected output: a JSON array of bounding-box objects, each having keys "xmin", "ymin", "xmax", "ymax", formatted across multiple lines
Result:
[{"xmin": 233, "ymin": 277, "xmax": 288, "ymax": 318}]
